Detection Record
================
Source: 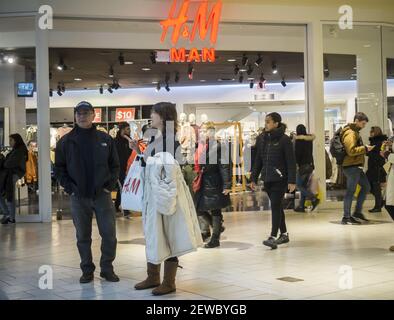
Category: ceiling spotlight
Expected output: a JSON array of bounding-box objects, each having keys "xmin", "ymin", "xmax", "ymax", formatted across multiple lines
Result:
[
  {"xmin": 281, "ymin": 78, "xmax": 287, "ymax": 87},
  {"xmin": 241, "ymin": 54, "xmax": 249, "ymax": 66},
  {"xmin": 234, "ymin": 64, "xmax": 240, "ymax": 75},
  {"xmin": 165, "ymin": 72, "xmax": 171, "ymax": 83},
  {"xmin": 119, "ymin": 53, "xmax": 125, "ymax": 66},
  {"xmin": 142, "ymin": 68, "xmax": 151, "ymax": 71},
  {"xmin": 156, "ymin": 81, "xmax": 161, "ymax": 92},
  {"xmin": 272, "ymin": 62, "xmax": 278, "ymax": 74},
  {"xmin": 57, "ymin": 58, "xmax": 67, "ymax": 71},
  {"xmin": 57, "ymin": 88, "xmax": 62, "ymax": 96},
  {"xmin": 175, "ymin": 71, "xmax": 180, "ymax": 83},
  {"xmin": 239, "ymin": 73, "xmax": 244, "ymax": 83},
  {"xmin": 99, "ymin": 86, "xmax": 104, "ymax": 94},
  {"xmin": 7, "ymin": 56, "xmax": 15, "ymax": 64},
  {"xmin": 188, "ymin": 63, "xmax": 194, "ymax": 80},
  {"xmin": 113, "ymin": 80, "xmax": 121, "ymax": 90},
  {"xmin": 249, "ymin": 80, "xmax": 254, "ymax": 89},
  {"xmin": 247, "ymin": 64, "xmax": 254, "ymax": 75},
  {"xmin": 227, "ymin": 59, "xmax": 236, "ymax": 62},
  {"xmin": 259, "ymin": 81, "xmax": 264, "ymax": 89},
  {"xmin": 165, "ymin": 82, "xmax": 170, "ymax": 92},
  {"xmin": 124, "ymin": 61, "xmax": 134, "ymax": 65},
  {"xmin": 324, "ymin": 66, "xmax": 330, "ymax": 78},
  {"xmin": 260, "ymin": 73, "xmax": 266, "ymax": 83},
  {"xmin": 49, "ymin": 89, "xmax": 53, "ymax": 97},
  {"xmin": 109, "ymin": 66, "xmax": 114, "ymax": 78},
  {"xmin": 150, "ymin": 51, "xmax": 157, "ymax": 64},
  {"xmin": 108, "ymin": 86, "xmax": 113, "ymax": 94},
  {"xmin": 255, "ymin": 54, "xmax": 263, "ymax": 67},
  {"xmin": 60, "ymin": 82, "xmax": 65, "ymax": 93}
]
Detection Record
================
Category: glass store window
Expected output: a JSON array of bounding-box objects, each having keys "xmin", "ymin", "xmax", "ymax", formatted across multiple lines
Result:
[{"xmin": 323, "ymin": 24, "xmax": 386, "ymax": 201}]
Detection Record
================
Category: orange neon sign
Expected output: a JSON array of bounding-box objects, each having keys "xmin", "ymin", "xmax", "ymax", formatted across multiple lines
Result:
[{"xmin": 160, "ymin": 0, "xmax": 223, "ymax": 63}]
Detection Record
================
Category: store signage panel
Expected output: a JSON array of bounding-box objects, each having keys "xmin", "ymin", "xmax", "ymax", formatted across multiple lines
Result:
[
  {"xmin": 160, "ymin": 0, "xmax": 222, "ymax": 63},
  {"xmin": 115, "ymin": 108, "xmax": 136, "ymax": 121},
  {"xmin": 93, "ymin": 108, "xmax": 102, "ymax": 123}
]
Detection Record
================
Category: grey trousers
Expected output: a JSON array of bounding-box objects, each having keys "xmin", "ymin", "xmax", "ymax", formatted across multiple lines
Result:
[
  {"xmin": 0, "ymin": 174, "xmax": 19, "ymax": 220},
  {"xmin": 70, "ymin": 192, "xmax": 117, "ymax": 274}
]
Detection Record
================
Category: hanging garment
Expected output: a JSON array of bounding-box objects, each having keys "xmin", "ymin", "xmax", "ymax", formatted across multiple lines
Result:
[
  {"xmin": 57, "ymin": 126, "xmax": 73, "ymax": 140},
  {"xmin": 25, "ymin": 150, "xmax": 38, "ymax": 184}
]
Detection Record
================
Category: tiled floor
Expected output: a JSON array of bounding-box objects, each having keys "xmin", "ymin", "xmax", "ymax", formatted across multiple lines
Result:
[{"xmin": 1, "ymin": 207, "xmax": 394, "ymax": 300}]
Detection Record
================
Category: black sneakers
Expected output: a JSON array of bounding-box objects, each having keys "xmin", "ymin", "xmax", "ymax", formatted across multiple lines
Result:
[
  {"xmin": 311, "ymin": 198, "xmax": 320, "ymax": 211},
  {"xmin": 263, "ymin": 237, "xmax": 278, "ymax": 250},
  {"xmin": 80, "ymin": 273, "xmax": 94, "ymax": 284},
  {"xmin": 100, "ymin": 272, "xmax": 120, "ymax": 282},
  {"xmin": 276, "ymin": 233, "xmax": 290, "ymax": 245},
  {"xmin": 1, "ymin": 217, "xmax": 15, "ymax": 225},
  {"xmin": 352, "ymin": 212, "xmax": 369, "ymax": 222},
  {"xmin": 341, "ymin": 217, "xmax": 361, "ymax": 225},
  {"xmin": 368, "ymin": 208, "xmax": 382, "ymax": 213}
]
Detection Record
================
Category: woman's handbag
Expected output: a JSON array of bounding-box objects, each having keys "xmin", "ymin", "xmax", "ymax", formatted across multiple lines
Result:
[{"xmin": 192, "ymin": 169, "xmax": 204, "ymax": 193}]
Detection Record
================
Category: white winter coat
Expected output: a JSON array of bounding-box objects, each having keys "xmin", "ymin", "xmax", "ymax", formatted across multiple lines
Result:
[
  {"xmin": 385, "ymin": 154, "xmax": 394, "ymax": 206},
  {"xmin": 142, "ymin": 152, "xmax": 203, "ymax": 264}
]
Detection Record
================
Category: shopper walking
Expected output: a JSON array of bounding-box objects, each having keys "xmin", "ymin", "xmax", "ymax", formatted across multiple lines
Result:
[
  {"xmin": 55, "ymin": 101, "xmax": 120, "ymax": 284},
  {"xmin": 366, "ymin": 126, "xmax": 387, "ymax": 213},
  {"xmin": 114, "ymin": 122, "xmax": 132, "ymax": 215},
  {"xmin": 194, "ymin": 122, "xmax": 231, "ymax": 248},
  {"xmin": 293, "ymin": 124, "xmax": 319, "ymax": 212},
  {"xmin": 130, "ymin": 102, "xmax": 202, "ymax": 296},
  {"xmin": 251, "ymin": 112, "xmax": 296, "ymax": 250},
  {"xmin": 0, "ymin": 134, "xmax": 28, "ymax": 225},
  {"xmin": 341, "ymin": 112, "xmax": 374, "ymax": 225},
  {"xmin": 382, "ymin": 140, "xmax": 394, "ymax": 251}
]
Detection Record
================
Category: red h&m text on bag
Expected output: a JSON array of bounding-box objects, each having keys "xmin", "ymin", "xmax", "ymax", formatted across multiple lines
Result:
[{"xmin": 124, "ymin": 178, "xmax": 141, "ymax": 195}]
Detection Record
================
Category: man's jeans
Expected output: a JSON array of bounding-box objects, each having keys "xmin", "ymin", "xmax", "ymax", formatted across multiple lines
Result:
[
  {"xmin": 296, "ymin": 173, "xmax": 315, "ymax": 209},
  {"xmin": 70, "ymin": 191, "xmax": 117, "ymax": 274},
  {"xmin": 343, "ymin": 166, "xmax": 370, "ymax": 218}
]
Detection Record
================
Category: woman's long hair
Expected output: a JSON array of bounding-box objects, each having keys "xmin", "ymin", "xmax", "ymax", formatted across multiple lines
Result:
[
  {"xmin": 9, "ymin": 133, "xmax": 28, "ymax": 160},
  {"xmin": 296, "ymin": 124, "xmax": 307, "ymax": 135},
  {"xmin": 152, "ymin": 102, "xmax": 178, "ymax": 136}
]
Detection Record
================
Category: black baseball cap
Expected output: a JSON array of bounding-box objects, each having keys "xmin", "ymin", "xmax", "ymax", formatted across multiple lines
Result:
[{"xmin": 75, "ymin": 101, "xmax": 94, "ymax": 113}]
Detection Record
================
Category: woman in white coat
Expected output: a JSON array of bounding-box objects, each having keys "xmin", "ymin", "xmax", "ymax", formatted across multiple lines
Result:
[
  {"xmin": 129, "ymin": 102, "xmax": 203, "ymax": 295},
  {"xmin": 383, "ymin": 140, "xmax": 394, "ymax": 252}
]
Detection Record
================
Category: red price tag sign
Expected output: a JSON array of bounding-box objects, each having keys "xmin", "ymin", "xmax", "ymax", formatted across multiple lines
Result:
[
  {"xmin": 115, "ymin": 108, "xmax": 135, "ymax": 121},
  {"xmin": 93, "ymin": 108, "xmax": 102, "ymax": 123}
]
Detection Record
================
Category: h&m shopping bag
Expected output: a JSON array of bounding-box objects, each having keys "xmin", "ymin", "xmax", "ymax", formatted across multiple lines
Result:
[{"xmin": 121, "ymin": 157, "xmax": 144, "ymax": 212}]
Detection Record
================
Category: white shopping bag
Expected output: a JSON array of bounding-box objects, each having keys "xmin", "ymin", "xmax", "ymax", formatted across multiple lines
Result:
[{"xmin": 121, "ymin": 157, "xmax": 144, "ymax": 212}]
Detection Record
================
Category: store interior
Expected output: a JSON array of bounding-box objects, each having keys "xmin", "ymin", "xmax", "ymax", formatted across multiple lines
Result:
[{"xmin": 1, "ymin": 45, "xmax": 394, "ymax": 219}]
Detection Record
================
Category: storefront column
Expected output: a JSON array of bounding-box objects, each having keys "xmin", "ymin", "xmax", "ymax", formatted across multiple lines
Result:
[
  {"xmin": 35, "ymin": 16, "xmax": 52, "ymax": 223},
  {"xmin": 357, "ymin": 36, "xmax": 385, "ymax": 140},
  {"xmin": 306, "ymin": 22, "xmax": 326, "ymax": 203}
]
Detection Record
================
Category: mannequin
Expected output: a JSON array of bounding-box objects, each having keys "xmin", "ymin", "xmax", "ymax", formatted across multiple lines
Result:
[
  {"xmin": 179, "ymin": 113, "xmax": 196, "ymax": 163},
  {"xmin": 200, "ymin": 114, "xmax": 209, "ymax": 125},
  {"xmin": 189, "ymin": 113, "xmax": 199, "ymax": 148}
]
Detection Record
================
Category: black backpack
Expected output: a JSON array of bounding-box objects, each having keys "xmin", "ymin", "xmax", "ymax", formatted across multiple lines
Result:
[{"xmin": 330, "ymin": 128, "xmax": 346, "ymax": 166}]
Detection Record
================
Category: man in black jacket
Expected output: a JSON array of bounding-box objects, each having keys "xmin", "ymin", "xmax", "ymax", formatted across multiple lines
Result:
[
  {"xmin": 251, "ymin": 112, "xmax": 296, "ymax": 250},
  {"xmin": 55, "ymin": 101, "xmax": 120, "ymax": 283}
]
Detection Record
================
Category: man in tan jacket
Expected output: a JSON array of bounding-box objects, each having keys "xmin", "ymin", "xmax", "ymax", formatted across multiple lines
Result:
[{"xmin": 341, "ymin": 112, "xmax": 374, "ymax": 225}]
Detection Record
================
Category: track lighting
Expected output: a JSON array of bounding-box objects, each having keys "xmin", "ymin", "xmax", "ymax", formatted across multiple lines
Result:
[
  {"xmin": 109, "ymin": 66, "xmax": 114, "ymax": 78},
  {"xmin": 281, "ymin": 78, "xmax": 287, "ymax": 87},
  {"xmin": 188, "ymin": 63, "xmax": 194, "ymax": 80},
  {"xmin": 249, "ymin": 80, "xmax": 254, "ymax": 89},
  {"xmin": 165, "ymin": 72, "xmax": 170, "ymax": 83},
  {"xmin": 175, "ymin": 71, "xmax": 180, "ymax": 83},
  {"xmin": 49, "ymin": 89, "xmax": 53, "ymax": 97},
  {"xmin": 156, "ymin": 81, "xmax": 161, "ymax": 92},
  {"xmin": 108, "ymin": 86, "xmax": 113, "ymax": 94},
  {"xmin": 150, "ymin": 51, "xmax": 157, "ymax": 64},
  {"xmin": 272, "ymin": 62, "xmax": 278, "ymax": 74},
  {"xmin": 260, "ymin": 73, "xmax": 266, "ymax": 83},
  {"xmin": 247, "ymin": 64, "xmax": 254, "ymax": 75},
  {"xmin": 239, "ymin": 73, "xmax": 244, "ymax": 83},
  {"xmin": 57, "ymin": 86, "xmax": 62, "ymax": 96},
  {"xmin": 99, "ymin": 86, "xmax": 104, "ymax": 94},
  {"xmin": 165, "ymin": 82, "xmax": 170, "ymax": 92},
  {"xmin": 234, "ymin": 65, "xmax": 240, "ymax": 75},
  {"xmin": 255, "ymin": 54, "xmax": 263, "ymax": 67},
  {"xmin": 57, "ymin": 58, "xmax": 67, "ymax": 71},
  {"xmin": 258, "ymin": 81, "xmax": 264, "ymax": 89},
  {"xmin": 241, "ymin": 54, "xmax": 248, "ymax": 66},
  {"xmin": 118, "ymin": 53, "xmax": 125, "ymax": 66},
  {"xmin": 61, "ymin": 83, "xmax": 65, "ymax": 93}
]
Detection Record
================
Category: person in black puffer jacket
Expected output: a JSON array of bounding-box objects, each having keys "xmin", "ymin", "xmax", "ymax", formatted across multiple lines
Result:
[
  {"xmin": 194, "ymin": 123, "xmax": 232, "ymax": 249},
  {"xmin": 0, "ymin": 134, "xmax": 28, "ymax": 225},
  {"xmin": 251, "ymin": 112, "xmax": 296, "ymax": 250},
  {"xmin": 114, "ymin": 122, "xmax": 132, "ymax": 214},
  {"xmin": 366, "ymin": 126, "xmax": 387, "ymax": 213}
]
